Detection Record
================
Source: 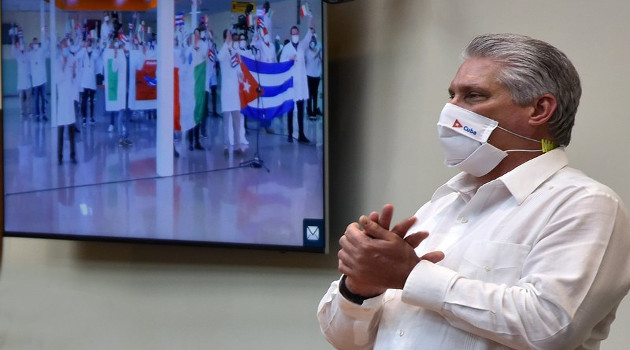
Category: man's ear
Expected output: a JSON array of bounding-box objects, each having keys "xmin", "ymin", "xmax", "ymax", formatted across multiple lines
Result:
[{"xmin": 529, "ymin": 93, "xmax": 557, "ymax": 126}]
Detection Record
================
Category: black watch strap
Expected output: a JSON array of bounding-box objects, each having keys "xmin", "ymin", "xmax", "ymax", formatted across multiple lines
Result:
[{"xmin": 339, "ymin": 275, "xmax": 370, "ymax": 305}]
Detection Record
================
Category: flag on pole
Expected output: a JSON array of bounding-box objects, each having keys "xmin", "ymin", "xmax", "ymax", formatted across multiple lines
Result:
[
  {"xmin": 239, "ymin": 56, "xmax": 295, "ymax": 120},
  {"xmin": 299, "ymin": 3, "xmax": 311, "ymax": 18},
  {"xmin": 256, "ymin": 14, "xmax": 268, "ymax": 35},
  {"xmin": 175, "ymin": 12, "xmax": 185, "ymax": 27},
  {"xmin": 207, "ymin": 49, "xmax": 216, "ymax": 64},
  {"xmin": 230, "ymin": 52, "xmax": 240, "ymax": 68}
]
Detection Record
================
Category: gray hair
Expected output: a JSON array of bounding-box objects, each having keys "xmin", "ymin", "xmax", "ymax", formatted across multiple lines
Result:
[{"xmin": 463, "ymin": 33, "xmax": 581, "ymax": 146}]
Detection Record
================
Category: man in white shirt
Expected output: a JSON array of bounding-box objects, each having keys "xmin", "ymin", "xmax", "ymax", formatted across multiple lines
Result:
[
  {"xmin": 77, "ymin": 39, "xmax": 101, "ymax": 125},
  {"xmin": 11, "ymin": 37, "xmax": 32, "ymax": 118},
  {"xmin": 29, "ymin": 37, "xmax": 49, "ymax": 121},
  {"xmin": 318, "ymin": 33, "xmax": 630, "ymax": 350},
  {"xmin": 305, "ymin": 34, "xmax": 322, "ymax": 119},
  {"xmin": 279, "ymin": 20, "xmax": 315, "ymax": 143}
]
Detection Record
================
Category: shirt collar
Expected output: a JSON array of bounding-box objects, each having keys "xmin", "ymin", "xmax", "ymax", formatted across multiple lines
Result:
[
  {"xmin": 500, "ymin": 147, "xmax": 568, "ymax": 204},
  {"xmin": 431, "ymin": 148, "xmax": 569, "ymax": 205}
]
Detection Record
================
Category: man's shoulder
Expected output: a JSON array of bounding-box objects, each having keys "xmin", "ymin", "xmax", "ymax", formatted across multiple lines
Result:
[{"xmin": 546, "ymin": 166, "xmax": 622, "ymax": 202}]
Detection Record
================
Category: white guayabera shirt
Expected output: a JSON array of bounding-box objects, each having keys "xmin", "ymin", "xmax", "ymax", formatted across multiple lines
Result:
[{"xmin": 318, "ymin": 148, "xmax": 630, "ymax": 350}]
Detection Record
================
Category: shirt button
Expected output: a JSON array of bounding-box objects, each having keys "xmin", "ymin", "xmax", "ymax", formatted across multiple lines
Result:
[
  {"xmin": 484, "ymin": 266, "xmax": 492, "ymax": 272},
  {"xmin": 459, "ymin": 216, "xmax": 469, "ymax": 223},
  {"xmin": 399, "ymin": 329, "xmax": 405, "ymax": 337}
]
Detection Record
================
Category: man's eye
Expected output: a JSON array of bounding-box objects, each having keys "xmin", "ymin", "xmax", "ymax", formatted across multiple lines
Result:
[{"xmin": 466, "ymin": 92, "xmax": 484, "ymax": 100}]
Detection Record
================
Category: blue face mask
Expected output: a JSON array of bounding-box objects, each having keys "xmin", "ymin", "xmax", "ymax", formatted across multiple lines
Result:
[{"xmin": 61, "ymin": 47, "xmax": 70, "ymax": 57}]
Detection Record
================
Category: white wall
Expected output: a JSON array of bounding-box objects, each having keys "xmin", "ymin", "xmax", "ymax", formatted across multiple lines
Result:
[{"xmin": 2, "ymin": 0, "xmax": 629, "ymax": 349}]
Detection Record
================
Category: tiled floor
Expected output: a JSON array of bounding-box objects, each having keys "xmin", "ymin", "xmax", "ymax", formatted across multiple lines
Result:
[{"xmin": 3, "ymin": 92, "xmax": 325, "ymax": 249}]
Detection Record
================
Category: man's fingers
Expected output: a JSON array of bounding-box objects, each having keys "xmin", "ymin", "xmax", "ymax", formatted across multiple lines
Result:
[
  {"xmin": 358, "ymin": 215, "xmax": 393, "ymax": 240},
  {"xmin": 403, "ymin": 231, "xmax": 429, "ymax": 248},
  {"xmin": 378, "ymin": 204, "xmax": 394, "ymax": 230},
  {"xmin": 390, "ymin": 216, "xmax": 418, "ymax": 239},
  {"xmin": 420, "ymin": 251, "xmax": 445, "ymax": 264},
  {"xmin": 368, "ymin": 211, "xmax": 379, "ymax": 225}
]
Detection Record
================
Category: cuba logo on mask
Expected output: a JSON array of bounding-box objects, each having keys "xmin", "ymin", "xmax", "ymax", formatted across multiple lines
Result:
[{"xmin": 452, "ymin": 119, "xmax": 477, "ymax": 136}]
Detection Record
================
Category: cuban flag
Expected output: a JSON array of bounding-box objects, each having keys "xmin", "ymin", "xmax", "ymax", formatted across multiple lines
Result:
[
  {"xmin": 207, "ymin": 49, "xmax": 216, "ymax": 64},
  {"xmin": 175, "ymin": 12, "xmax": 185, "ymax": 27},
  {"xmin": 239, "ymin": 56, "xmax": 295, "ymax": 121},
  {"xmin": 256, "ymin": 12, "xmax": 268, "ymax": 35},
  {"xmin": 230, "ymin": 52, "xmax": 240, "ymax": 68}
]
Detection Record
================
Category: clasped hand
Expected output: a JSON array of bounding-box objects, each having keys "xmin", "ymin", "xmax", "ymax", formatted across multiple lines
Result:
[{"xmin": 338, "ymin": 204, "xmax": 444, "ymax": 298}]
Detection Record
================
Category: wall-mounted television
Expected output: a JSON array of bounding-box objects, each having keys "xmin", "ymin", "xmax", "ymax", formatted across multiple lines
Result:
[{"xmin": 2, "ymin": 0, "xmax": 327, "ymax": 253}]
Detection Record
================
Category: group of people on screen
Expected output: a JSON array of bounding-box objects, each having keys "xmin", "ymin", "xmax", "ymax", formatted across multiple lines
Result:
[{"xmin": 9, "ymin": 2, "xmax": 323, "ymax": 165}]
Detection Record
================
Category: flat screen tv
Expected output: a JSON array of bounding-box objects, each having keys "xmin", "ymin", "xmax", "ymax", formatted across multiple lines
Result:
[{"xmin": 1, "ymin": 0, "xmax": 327, "ymax": 253}]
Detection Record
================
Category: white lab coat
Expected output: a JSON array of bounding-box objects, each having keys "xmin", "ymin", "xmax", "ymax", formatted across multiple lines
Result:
[
  {"xmin": 29, "ymin": 43, "xmax": 49, "ymax": 87},
  {"xmin": 217, "ymin": 43, "xmax": 242, "ymax": 113},
  {"xmin": 56, "ymin": 55, "xmax": 76, "ymax": 126},
  {"xmin": 305, "ymin": 43, "xmax": 322, "ymax": 78},
  {"xmin": 177, "ymin": 45, "xmax": 196, "ymax": 131},
  {"xmin": 279, "ymin": 30, "xmax": 312, "ymax": 101},
  {"xmin": 77, "ymin": 47, "xmax": 101, "ymax": 90},
  {"xmin": 252, "ymin": 36, "xmax": 277, "ymax": 63},
  {"xmin": 206, "ymin": 42, "xmax": 218, "ymax": 92},
  {"xmin": 100, "ymin": 21, "xmax": 113, "ymax": 46},
  {"xmin": 12, "ymin": 44, "xmax": 32, "ymax": 90}
]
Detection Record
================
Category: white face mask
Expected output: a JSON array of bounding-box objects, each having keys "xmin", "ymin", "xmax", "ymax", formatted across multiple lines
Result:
[
  {"xmin": 437, "ymin": 103, "xmax": 555, "ymax": 177},
  {"xmin": 239, "ymin": 40, "xmax": 247, "ymax": 49},
  {"xmin": 291, "ymin": 35, "xmax": 300, "ymax": 44}
]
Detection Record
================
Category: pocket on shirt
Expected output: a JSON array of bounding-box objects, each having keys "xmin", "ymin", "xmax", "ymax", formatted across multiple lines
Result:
[{"xmin": 459, "ymin": 241, "xmax": 530, "ymax": 284}]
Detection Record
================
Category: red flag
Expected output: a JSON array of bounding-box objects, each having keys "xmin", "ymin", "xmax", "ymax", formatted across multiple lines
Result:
[
  {"xmin": 239, "ymin": 60, "xmax": 262, "ymax": 109},
  {"xmin": 174, "ymin": 68, "xmax": 181, "ymax": 131}
]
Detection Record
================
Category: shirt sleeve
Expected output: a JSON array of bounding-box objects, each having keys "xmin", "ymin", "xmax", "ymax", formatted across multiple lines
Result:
[
  {"xmin": 401, "ymin": 189, "xmax": 630, "ymax": 349},
  {"xmin": 317, "ymin": 277, "xmax": 385, "ymax": 350}
]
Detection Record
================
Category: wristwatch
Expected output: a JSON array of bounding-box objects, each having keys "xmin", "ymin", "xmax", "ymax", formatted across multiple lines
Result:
[{"xmin": 339, "ymin": 275, "xmax": 371, "ymax": 305}]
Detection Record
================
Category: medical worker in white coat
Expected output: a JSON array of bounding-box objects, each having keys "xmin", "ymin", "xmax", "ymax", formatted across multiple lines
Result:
[
  {"xmin": 305, "ymin": 34, "xmax": 322, "ymax": 118},
  {"xmin": 12, "ymin": 38, "xmax": 32, "ymax": 118},
  {"xmin": 250, "ymin": 26, "xmax": 277, "ymax": 133},
  {"xmin": 77, "ymin": 39, "xmax": 101, "ymax": 125},
  {"xmin": 217, "ymin": 30, "xmax": 245, "ymax": 155},
  {"xmin": 279, "ymin": 18, "xmax": 314, "ymax": 143},
  {"xmin": 56, "ymin": 39, "xmax": 78, "ymax": 164},
  {"xmin": 29, "ymin": 37, "xmax": 50, "ymax": 121}
]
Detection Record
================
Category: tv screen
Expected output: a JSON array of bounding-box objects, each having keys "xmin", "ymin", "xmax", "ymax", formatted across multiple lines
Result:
[{"xmin": 2, "ymin": 0, "xmax": 327, "ymax": 253}]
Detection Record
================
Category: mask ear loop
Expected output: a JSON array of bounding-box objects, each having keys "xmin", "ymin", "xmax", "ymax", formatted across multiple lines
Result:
[{"xmin": 497, "ymin": 126, "xmax": 558, "ymax": 153}]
